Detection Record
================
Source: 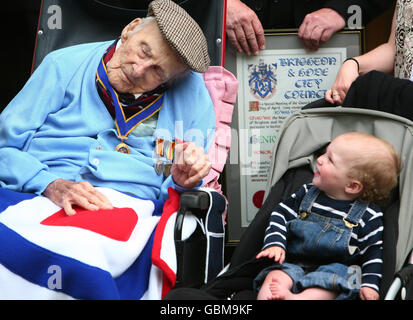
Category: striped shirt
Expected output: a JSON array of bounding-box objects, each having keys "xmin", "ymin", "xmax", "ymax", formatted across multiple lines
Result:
[{"xmin": 264, "ymin": 184, "xmax": 383, "ymax": 292}]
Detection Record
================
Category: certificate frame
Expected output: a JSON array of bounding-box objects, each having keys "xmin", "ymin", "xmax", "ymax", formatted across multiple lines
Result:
[{"xmin": 224, "ymin": 28, "xmax": 364, "ymax": 244}]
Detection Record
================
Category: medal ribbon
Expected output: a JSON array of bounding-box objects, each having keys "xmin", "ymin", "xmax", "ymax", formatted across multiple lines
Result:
[
  {"xmin": 96, "ymin": 58, "xmax": 164, "ymax": 139},
  {"xmin": 156, "ymin": 138, "xmax": 164, "ymax": 157},
  {"xmin": 155, "ymin": 139, "xmax": 175, "ymax": 161},
  {"xmin": 164, "ymin": 141, "xmax": 175, "ymax": 161}
]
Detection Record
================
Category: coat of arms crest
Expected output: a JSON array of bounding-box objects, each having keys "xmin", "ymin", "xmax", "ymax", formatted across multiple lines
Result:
[{"xmin": 248, "ymin": 59, "xmax": 277, "ymax": 100}]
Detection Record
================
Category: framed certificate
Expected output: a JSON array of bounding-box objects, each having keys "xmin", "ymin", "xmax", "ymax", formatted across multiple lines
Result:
[{"xmin": 224, "ymin": 29, "xmax": 364, "ymax": 243}]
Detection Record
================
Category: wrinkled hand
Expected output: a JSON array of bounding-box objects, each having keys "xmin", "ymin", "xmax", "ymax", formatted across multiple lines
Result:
[
  {"xmin": 256, "ymin": 246, "xmax": 286, "ymax": 264},
  {"xmin": 298, "ymin": 8, "xmax": 345, "ymax": 51},
  {"xmin": 171, "ymin": 142, "xmax": 211, "ymax": 189},
  {"xmin": 43, "ymin": 179, "xmax": 113, "ymax": 216},
  {"xmin": 226, "ymin": 0, "xmax": 265, "ymax": 56},
  {"xmin": 359, "ymin": 287, "xmax": 379, "ymax": 300},
  {"xmin": 325, "ymin": 58, "xmax": 359, "ymax": 105}
]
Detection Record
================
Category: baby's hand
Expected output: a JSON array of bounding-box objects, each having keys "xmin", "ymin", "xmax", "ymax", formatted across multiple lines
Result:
[
  {"xmin": 359, "ymin": 286, "xmax": 379, "ymax": 300},
  {"xmin": 256, "ymin": 246, "xmax": 285, "ymax": 264}
]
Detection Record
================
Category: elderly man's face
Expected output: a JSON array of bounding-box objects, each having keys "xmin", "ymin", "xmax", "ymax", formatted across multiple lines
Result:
[{"xmin": 107, "ymin": 19, "xmax": 187, "ymax": 94}]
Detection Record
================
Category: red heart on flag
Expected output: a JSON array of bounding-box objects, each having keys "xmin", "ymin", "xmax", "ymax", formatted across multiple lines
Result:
[{"xmin": 41, "ymin": 207, "xmax": 138, "ymax": 242}]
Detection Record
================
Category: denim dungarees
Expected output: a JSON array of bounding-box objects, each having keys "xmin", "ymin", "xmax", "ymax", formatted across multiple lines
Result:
[{"xmin": 254, "ymin": 186, "xmax": 367, "ymax": 299}]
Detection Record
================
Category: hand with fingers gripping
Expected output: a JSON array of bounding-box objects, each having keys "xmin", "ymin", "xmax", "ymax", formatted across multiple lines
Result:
[
  {"xmin": 325, "ymin": 58, "xmax": 360, "ymax": 105},
  {"xmin": 170, "ymin": 142, "xmax": 211, "ymax": 189}
]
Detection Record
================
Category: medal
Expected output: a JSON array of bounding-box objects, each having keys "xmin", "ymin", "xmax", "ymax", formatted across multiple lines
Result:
[
  {"xmin": 163, "ymin": 162, "xmax": 172, "ymax": 177},
  {"xmin": 96, "ymin": 57, "xmax": 164, "ymax": 153},
  {"xmin": 115, "ymin": 142, "xmax": 130, "ymax": 154},
  {"xmin": 154, "ymin": 138, "xmax": 176, "ymax": 176}
]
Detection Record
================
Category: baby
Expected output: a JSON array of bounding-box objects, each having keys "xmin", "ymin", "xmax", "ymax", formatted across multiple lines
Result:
[{"xmin": 255, "ymin": 132, "xmax": 401, "ymax": 300}]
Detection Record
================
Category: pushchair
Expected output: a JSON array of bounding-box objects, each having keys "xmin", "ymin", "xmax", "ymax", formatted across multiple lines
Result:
[
  {"xmin": 166, "ymin": 70, "xmax": 413, "ymax": 300},
  {"xmin": 0, "ymin": 0, "xmax": 234, "ymax": 299}
]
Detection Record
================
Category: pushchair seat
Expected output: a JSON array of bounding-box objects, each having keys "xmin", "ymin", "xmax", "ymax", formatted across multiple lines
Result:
[
  {"xmin": 232, "ymin": 106, "xmax": 412, "ymax": 299},
  {"xmin": 166, "ymin": 105, "xmax": 413, "ymax": 300}
]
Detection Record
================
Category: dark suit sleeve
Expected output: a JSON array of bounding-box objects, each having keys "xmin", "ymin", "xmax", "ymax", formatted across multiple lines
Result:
[{"xmin": 323, "ymin": 0, "xmax": 395, "ymax": 25}]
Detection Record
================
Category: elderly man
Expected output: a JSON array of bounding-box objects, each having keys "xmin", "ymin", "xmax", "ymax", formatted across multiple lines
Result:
[{"xmin": 0, "ymin": 0, "xmax": 214, "ymax": 216}]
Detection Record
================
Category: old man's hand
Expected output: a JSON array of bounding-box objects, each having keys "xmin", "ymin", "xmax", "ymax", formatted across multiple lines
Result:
[
  {"xmin": 43, "ymin": 179, "xmax": 113, "ymax": 216},
  {"xmin": 171, "ymin": 142, "xmax": 211, "ymax": 189}
]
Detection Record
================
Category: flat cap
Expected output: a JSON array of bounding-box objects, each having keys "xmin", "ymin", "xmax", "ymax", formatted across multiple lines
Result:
[{"xmin": 147, "ymin": 0, "xmax": 210, "ymax": 73}]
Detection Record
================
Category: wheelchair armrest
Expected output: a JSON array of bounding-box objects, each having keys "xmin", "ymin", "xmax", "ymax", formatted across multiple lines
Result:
[
  {"xmin": 173, "ymin": 190, "xmax": 226, "ymax": 288},
  {"xmin": 174, "ymin": 190, "xmax": 210, "ymax": 242},
  {"xmin": 173, "ymin": 190, "xmax": 210, "ymax": 288},
  {"xmin": 180, "ymin": 190, "xmax": 210, "ymax": 210}
]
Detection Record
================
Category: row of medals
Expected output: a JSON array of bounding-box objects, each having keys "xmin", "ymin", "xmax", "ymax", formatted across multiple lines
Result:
[{"xmin": 115, "ymin": 138, "xmax": 173, "ymax": 178}]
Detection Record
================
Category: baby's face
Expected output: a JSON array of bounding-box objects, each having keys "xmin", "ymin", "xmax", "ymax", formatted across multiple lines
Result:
[{"xmin": 312, "ymin": 135, "xmax": 358, "ymax": 200}]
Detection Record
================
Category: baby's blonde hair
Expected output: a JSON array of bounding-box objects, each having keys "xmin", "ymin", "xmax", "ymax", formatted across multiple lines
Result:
[{"xmin": 342, "ymin": 132, "xmax": 401, "ymax": 204}]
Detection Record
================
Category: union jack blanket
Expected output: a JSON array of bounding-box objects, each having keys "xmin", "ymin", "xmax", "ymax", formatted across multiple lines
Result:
[{"xmin": 0, "ymin": 187, "xmax": 192, "ymax": 299}]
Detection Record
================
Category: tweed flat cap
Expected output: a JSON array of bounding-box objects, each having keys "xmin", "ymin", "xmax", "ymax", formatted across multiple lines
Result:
[{"xmin": 147, "ymin": 0, "xmax": 210, "ymax": 73}]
